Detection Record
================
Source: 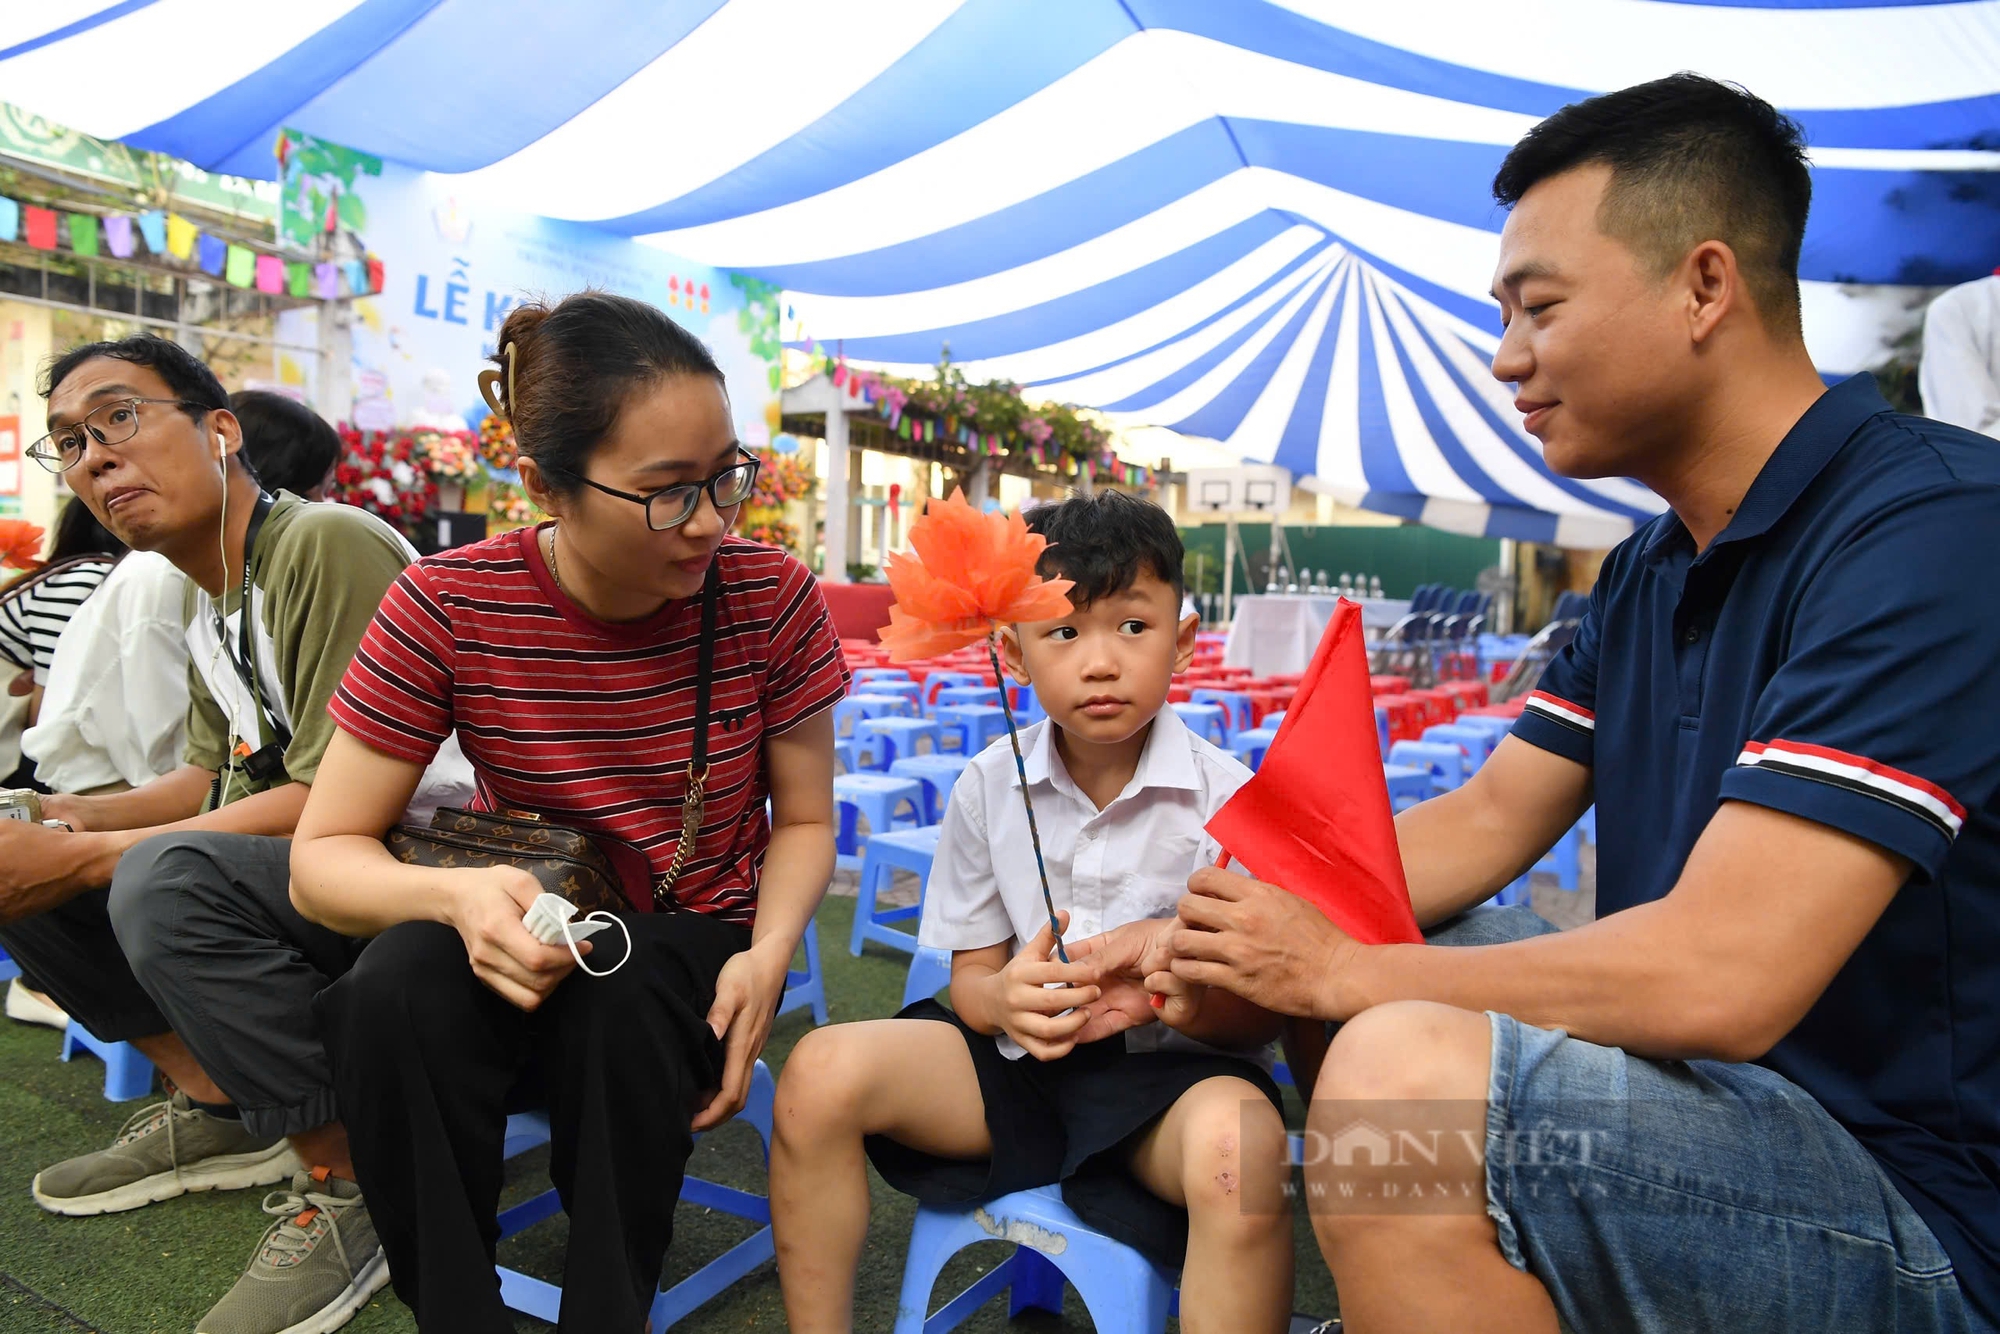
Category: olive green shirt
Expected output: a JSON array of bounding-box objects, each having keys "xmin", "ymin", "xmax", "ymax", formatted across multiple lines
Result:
[{"xmin": 182, "ymin": 493, "xmax": 416, "ymax": 808}]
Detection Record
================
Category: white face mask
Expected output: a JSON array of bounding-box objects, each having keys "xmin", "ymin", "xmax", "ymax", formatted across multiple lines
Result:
[{"xmin": 521, "ymin": 892, "xmax": 631, "ymax": 978}]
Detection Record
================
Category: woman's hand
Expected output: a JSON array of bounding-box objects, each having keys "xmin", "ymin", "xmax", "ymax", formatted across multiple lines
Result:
[
  {"xmin": 692, "ymin": 940, "xmax": 794, "ymax": 1131},
  {"xmin": 445, "ymin": 867, "xmax": 581, "ymax": 1011}
]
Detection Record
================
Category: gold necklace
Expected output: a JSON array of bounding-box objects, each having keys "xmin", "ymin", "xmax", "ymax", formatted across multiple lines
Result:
[{"xmin": 544, "ymin": 527, "xmax": 566, "ymax": 597}]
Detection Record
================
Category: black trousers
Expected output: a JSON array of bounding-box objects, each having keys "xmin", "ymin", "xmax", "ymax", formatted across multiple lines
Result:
[{"xmin": 317, "ymin": 911, "xmax": 748, "ymax": 1334}]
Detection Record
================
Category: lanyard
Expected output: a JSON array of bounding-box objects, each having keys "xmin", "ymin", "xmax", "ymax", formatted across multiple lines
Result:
[{"xmin": 211, "ymin": 492, "xmax": 291, "ymax": 749}]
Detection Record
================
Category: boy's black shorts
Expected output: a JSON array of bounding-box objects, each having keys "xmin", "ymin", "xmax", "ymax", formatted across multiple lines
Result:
[{"xmin": 864, "ymin": 998, "xmax": 1284, "ymax": 1269}]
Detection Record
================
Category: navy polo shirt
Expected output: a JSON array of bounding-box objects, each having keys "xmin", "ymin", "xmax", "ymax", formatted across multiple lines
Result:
[{"xmin": 1513, "ymin": 374, "xmax": 2000, "ymax": 1325}]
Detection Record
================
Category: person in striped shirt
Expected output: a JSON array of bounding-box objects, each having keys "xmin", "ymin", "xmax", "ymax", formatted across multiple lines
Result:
[{"xmin": 290, "ymin": 291, "xmax": 847, "ymax": 1332}]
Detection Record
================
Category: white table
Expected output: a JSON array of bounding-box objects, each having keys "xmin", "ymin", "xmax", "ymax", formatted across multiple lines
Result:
[{"xmin": 1221, "ymin": 596, "xmax": 1412, "ymax": 677}]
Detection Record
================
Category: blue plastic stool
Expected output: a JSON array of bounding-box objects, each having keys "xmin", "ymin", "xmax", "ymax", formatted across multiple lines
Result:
[
  {"xmin": 835, "ymin": 773, "xmax": 927, "ymax": 871},
  {"xmin": 1423, "ymin": 723, "xmax": 1496, "ymax": 771},
  {"xmin": 852, "ymin": 827, "xmax": 942, "ymax": 956},
  {"xmin": 894, "ymin": 1184, "xmax": 1175, "ymax": 1334},
  {"xmin": 1375, "ymin": 705, "xmax": 1392, "ymax": 760},
  {"xmin": 935, "ymin": 705, "xmax": 1008, "ymax": 756},
  {"xmin": 1388, "ymin": 740, "xmax": 1468, "ymax": 795},
  {"xmin": 1261, "ymin": 710, "xmax": 1287, "ymax": 732},
  {"xmin": 921, "ymin": 671, "xmax": 986, "ymax": 711},
  {"xmin": 853, "ymin": 668, "xmax": 912, "ymax": 685},
  {"xmin": 858, "ymin": 716, "xmax": 944, "ymax": 767},
  {"xmin": 1190, "ymin": 689, "xmax": 1253, "ymax": 737},
  {"xmin": 931, "ymin": 686, "xmax": 1001, "ymax": 713},
  {"xmin": 835, "ymin": 694, "xmax": 908, "ymax": 737},
  {"xmin": 1170, "ymin": 703, "xmax": 1228, "ymax": 746},
  {"xmin": 890, "ymin": 754, "xmax": 974, "ymax": 824},
  {"xmin": 498, "ymin": 1062, "xmax": 779, "ymax": 1329},
  {"xmin": 61, "ymin": 1023, "xmax": 157, "ymax": 1102},
  {"xmin": 1580, "ymin": 805, "xmax": 1597, "ymax": 844},
  {"xmin": 1230, "ymin": 727, "xmax": 1279, "ymax": 771},
  {"xmin": 1383, "ymin": 763, "xmax": 1431, "ymax": 812},
  {"xmin": 903, "ymin": 945, "xmax": 954, "ymax": 1007},
  {"xmin": 778, "ymin": 915, "xmax": 828, "ymax": 1025},
  {"xmin": 863, "ymin": 680, "xmax": 924, "ymax": 711},
  {"xmin": 0, "ymin": 944, "xmax": 18, "ymax": 983}
]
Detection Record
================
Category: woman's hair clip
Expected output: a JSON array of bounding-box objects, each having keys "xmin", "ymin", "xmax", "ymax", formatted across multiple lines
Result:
[{"xmin": 476, "ymin": 341, "xmax": 518, "ymax": 420}]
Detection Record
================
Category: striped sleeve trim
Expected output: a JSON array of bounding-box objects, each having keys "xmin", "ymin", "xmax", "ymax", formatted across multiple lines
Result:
[
  {"xmin": 1522, "ymin": 690, "xmax": 1595, "ymax": 735},
  {"xmin": 1737, "ymin": 740, "xmax": 1966, "ymax": 840}
]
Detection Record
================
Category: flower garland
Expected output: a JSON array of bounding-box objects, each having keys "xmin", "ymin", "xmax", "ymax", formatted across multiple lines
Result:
[
  {"xmin": 485, "ymin": 478, "xmax": 541, "ymax": 528},
  {"xmin": 814, "ymin": 352, "xmax": 1147, "ymax": 482},
  {"xmin": 741, "ymin": 445, "xmax": 816, "ymax": 554}
]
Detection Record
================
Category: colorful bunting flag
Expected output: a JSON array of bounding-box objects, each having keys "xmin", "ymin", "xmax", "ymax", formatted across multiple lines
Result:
[
  {"xmin": 224, "ymin": 244, "xmax": 255, "ymax": 287},
  {"xmin": 23, "ymin": 206, "xmax": 57, "ymax": 251},
  {"xmin": 103, "ymin": 214, "xmax": 135, "ymax": 258},
  {"xmin": 286, "ymin": 261, "xmax": 312, "ymax": 298},
  {"xmin": 313, "ymin": 262, "xmax": 339, "ymax": 299},
  {"xmin": 136, "ymin": 210, "xmax": 166, "ymax": 255},
  {"xmin": 196, "ymin": 233, "xmax": 226, "ymax": 275},
  {"xmin": 365, "ymin": 257, "xmax": 384, "ymax": 294},
  {"xmin": 66, "ymin": 214, "xmax": 99, "ymax": 257},
  {"xmin": 0, "ymin": 197, "xmax": 18, "ymax": 244},
  {"xmin": 167, "ymin": 213, "xmax": 198, "ymax": 260},
  {"xmin": 253, "ymin": 254, "xmax": 284, "ymax": 294},
  {"xmin": 344, "ymin": 260, "xmax": 367, "ymax": 294}
]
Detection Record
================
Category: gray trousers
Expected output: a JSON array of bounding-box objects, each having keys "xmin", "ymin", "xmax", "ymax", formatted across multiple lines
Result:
[{"xmin": 2, "ymin": 831, "xmax": 363, "ymax": 1139}]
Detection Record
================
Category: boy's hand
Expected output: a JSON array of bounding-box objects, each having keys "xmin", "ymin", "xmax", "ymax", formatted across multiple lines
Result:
[{"xmin": 993, "ymin": 912, "xmax": 1099, "ymax": 1061}]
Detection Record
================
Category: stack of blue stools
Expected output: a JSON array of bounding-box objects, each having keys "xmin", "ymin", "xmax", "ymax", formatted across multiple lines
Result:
[
  {"xmin": 1382, "ymin": 764, "xmax": 1431, "ymax": 812},
  {"xmin": 935, "ymin": 705, "xmax": 1008, "ymax": 756},
  {"xmin": 891, "ymin": 753, "xmax": 974, "ymax": 825},
  {"xmin": 1189, "ymin": 689, "xmax": 1253, "ymax": 737},
  {"xmin": 1388, "ymin": 740, "xmax": 1470, "ymax": 796}
]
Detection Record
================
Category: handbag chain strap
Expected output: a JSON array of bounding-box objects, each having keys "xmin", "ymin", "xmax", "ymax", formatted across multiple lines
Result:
[{"xmin": 653, "ymin": 568, "xmax": 720, "ymax": 910}]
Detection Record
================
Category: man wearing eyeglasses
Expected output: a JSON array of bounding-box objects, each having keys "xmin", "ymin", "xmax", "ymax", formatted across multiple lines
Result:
[{"xmin": 0, "ymin": 335, "xmax": 471, "ymax": 1334}]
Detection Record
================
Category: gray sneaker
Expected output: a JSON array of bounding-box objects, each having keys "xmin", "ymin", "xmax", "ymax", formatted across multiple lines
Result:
[
  {"xmin": 32, "ymin": 1091, "xmax": 302, "ymax": 1216},
  {"xmin": 197, "ymin": 1169, "xmax": 388, "ymax": 1334}
]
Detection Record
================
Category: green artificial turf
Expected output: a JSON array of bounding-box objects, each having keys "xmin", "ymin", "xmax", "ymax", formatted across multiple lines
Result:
[{"xmin": 0, "ymin": 892, "xmax": 1339, "ymax": 1332}]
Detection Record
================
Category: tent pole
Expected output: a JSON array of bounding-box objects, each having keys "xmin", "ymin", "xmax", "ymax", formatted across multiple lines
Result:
[
  {"xmin": 823, "ymin": 392, "xmax": 850, "ymax": 583},
  {"xmin": 1223, "ymin": 518, "xmax": 1238, "ymax": 624}
]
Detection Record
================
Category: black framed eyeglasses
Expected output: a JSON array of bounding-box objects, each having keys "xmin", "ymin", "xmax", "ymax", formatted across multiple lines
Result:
[
  {"xmin": 27, "ymin": 397, "xmax": 207, "ymax": 474},
  {"xmin": 580, "ymin": 446, "xmax": 760, "ymax": 531}
]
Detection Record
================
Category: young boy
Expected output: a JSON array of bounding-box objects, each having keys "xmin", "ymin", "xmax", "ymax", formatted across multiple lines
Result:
[{"xmin": 772, "ymin": 491, "xmax": 1294, "ymax": 1332}]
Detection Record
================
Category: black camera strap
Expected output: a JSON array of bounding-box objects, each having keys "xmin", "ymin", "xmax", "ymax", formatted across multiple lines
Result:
[{"xmin": 208, "ymin": 493, "xmax": 291, "ymax": 807}]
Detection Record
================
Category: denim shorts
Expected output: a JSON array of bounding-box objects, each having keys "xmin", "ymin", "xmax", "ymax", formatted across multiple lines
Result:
[{"xmin": 1431, "ymin": 905, "xmax": 1990, "ymax": 1334}]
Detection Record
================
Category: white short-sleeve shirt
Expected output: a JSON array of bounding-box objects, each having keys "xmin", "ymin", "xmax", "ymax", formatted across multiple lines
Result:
[{"xmin": 920, "ymin": 705, "xmax": 1270, "ymax": 1065}]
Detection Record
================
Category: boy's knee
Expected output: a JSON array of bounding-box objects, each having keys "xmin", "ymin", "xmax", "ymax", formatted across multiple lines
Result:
[
  {"xmin": 774, "ymin": 1027, "xmax": 871, "ymax": 1140},
  {"xmin": 1179, "ymin": 1083, "xmax": 1288, "ymax": 1219}
]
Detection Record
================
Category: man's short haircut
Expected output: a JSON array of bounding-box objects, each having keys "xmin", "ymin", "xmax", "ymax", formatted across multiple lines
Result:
[
  {"xmin": 1023, "ymin": 490, "xmax": 1185, "ymax": 610},
  {"xmin": 231, "ymin": 391, "xmax": 341, "ymax": 497},
  {"xmin": 41, "ymin": 334, "xmax": 230, "ymax": 418},
  {"xmin": 1492, "ymin": 73, "xmax": 1812, "ymax": 339}
]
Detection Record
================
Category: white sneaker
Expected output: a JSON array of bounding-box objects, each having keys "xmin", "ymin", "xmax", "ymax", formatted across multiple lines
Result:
[{"xmin": 6, "ymin": 978, "xmax": 69, "ymax": 1031}]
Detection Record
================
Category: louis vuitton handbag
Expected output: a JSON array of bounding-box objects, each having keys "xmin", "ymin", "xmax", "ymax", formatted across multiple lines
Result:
[{"xmin": 381, "ymin": 572, "xmax": 721, "ymax": 915}]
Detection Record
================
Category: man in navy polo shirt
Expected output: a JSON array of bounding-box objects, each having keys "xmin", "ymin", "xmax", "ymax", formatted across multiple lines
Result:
[{"xmin": 1146, "ymin": 75, "xmax": 1999, "ymax": 1333}]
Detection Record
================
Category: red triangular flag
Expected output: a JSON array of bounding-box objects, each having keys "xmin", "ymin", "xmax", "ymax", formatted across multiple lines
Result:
[{"xmin": 1205, "ymin": 598, "xmax": 1422, "ymax": 944}]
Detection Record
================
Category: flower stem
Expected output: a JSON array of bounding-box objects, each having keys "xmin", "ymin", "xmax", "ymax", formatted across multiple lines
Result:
[{"xmin": 986, "ymin": 634, "xmax": 1067, "ymax": 963}]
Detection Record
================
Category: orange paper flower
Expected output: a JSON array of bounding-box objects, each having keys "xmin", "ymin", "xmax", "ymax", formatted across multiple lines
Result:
[
  {"xmin": 878, "ymin": 489, "xmax": 1074, "ymax": 662},
  {"xmin": 0, "ymin": 521, "xmax": 45, "ymax": 571}
]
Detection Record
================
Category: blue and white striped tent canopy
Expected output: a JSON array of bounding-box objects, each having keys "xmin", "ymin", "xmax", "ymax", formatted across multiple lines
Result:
[{"xmin": 6, "ymin": 0, "xmax": 1997, "ymax": 543}]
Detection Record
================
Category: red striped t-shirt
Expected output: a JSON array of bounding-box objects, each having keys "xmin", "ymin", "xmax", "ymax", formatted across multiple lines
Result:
[{"xmin": 328, "ymin": 525, "xmax": 850, "ymax": 924}]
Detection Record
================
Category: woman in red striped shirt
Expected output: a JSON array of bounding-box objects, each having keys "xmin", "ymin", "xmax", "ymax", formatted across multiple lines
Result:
[{"xmin": 290, "ymin": 292, "xmax": 847, "ymax": 1332}]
